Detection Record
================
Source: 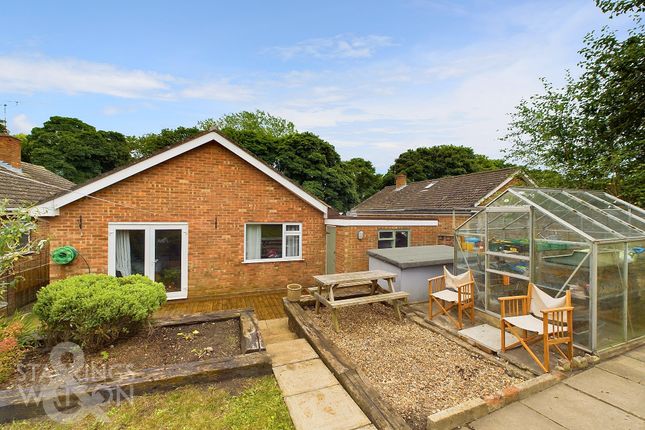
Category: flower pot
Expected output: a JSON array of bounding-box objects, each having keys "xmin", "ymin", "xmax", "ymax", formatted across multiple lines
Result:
[{"xmin": 286, "ymin": 283, "xmax": 302, "ymax": 302}]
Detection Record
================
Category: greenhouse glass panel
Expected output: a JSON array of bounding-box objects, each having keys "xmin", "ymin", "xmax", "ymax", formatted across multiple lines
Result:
[
  {"xmin": 596, "ymin": 243, "xmax": 629, "ymax": 350},
  {"xmin": 628, "ymin": 241, "xmax": 645, "ymax": 341},
  {"xmin": 488, "ymin": 192, "xmax": 526, "ymax": 207},
  {"xmin": 486, "ymin": 272, "xmax": 528, "ymax": 314},
  {"xmin": 458, "ymin": 211, "xmax": 486, "ymax": 234},
  {"xmin": 454, "ymin": 234, "xmax": 485, "ymax": 309},
  {"xmin": 574, "ymin": 192, "xmax": 645, "ymax": 231},
  {"xmin": 487, "ymin": 210, "xmax": 531, "ymax": 257},
  {"xmin": 514, "ymin": 189, "xmax": 619, "ymax": 240}
]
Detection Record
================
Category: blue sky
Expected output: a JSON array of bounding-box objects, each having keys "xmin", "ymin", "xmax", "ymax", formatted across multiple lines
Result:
[{"xmin": 0, "ymin": 1, "xmax": 630, "ymax": 172}]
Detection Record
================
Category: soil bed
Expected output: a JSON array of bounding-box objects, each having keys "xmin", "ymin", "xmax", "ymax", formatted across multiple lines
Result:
[
  {"xmin": 1, "ymin": 319, "xmax": 240, "ymax": 390},
  {"xmin": 305, "ymin": 303, "xmax": 525, "ymax": 430}
]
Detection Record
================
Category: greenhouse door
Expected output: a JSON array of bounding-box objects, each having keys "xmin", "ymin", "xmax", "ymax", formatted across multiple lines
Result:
[
  {"xmin": 484, "ymin": 207, "xmax": 532, "ymax": 315},
  {"xmin": 108, "ymin": 223, "xmax": 189, "ymax": 300}
]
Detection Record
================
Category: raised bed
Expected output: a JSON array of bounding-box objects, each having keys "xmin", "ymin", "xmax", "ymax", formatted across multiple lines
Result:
[
  {"xmin": 0, "ymin": 308, "xmax": 269, "ymax": 423},
  {"xmin": 285, "ymin": 297, "xmax": 554, "ymax": 430}
]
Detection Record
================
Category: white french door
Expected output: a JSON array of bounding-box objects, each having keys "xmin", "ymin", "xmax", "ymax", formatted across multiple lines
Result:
[{"xmin": 108, "ymin": 223, "xmax": 188, "ymax": 300}]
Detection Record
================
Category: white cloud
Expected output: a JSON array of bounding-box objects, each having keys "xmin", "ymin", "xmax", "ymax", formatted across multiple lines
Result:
[
  {"xmin": 270, "ymin": 34, "xmax": 394, "ymax": 59},
  {"xmin": 0, "ymin": 56, "xmax": 173, "ymax": 98},
  {"xmin": 11, "ymin": 114, "xmax": 34, "ymax": 134},
  {"xmin": 0, "ymin": 56, "xmax": 254, "ymax": 103}
]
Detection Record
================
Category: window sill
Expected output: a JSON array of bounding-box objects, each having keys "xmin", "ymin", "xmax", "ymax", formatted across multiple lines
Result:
[{"xmin": 242, "ymin": 258, "xmax": 304, "ymax": 264}]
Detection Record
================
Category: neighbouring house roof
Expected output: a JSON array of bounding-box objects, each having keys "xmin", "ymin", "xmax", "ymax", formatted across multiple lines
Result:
[
  {"xmin": 32, "ymin": 130, "xmax": 330, "ymax": 217},
  {"xmin": 0, "ymin": 162, "xmax": 74, "ymax": 208},
  {"xmin": 352, "ymin": 168, "xmax": 532, "ymax": 215}
]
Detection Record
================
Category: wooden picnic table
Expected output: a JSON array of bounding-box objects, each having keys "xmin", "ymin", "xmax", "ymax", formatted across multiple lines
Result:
[{"xmin": 311, "ymin": 270, "xmax": 409, "ymax": 331}]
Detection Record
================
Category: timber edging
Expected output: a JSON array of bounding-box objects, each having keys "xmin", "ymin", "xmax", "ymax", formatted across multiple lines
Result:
[
  {"xmin": 0, "ymin": 309, "xmax": 269, "ymax": 423},
  {"xmin": 283, "ymin": 298, "xmax": 412, "ymax": 430}
]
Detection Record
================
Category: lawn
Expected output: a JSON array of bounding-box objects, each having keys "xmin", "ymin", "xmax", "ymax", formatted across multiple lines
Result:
[{"xmin": 1, "ymin": 376, "xmax": 294, "ymax": 430}]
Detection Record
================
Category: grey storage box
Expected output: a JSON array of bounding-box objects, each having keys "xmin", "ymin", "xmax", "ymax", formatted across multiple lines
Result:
[{"xmin": 368, "ymin": 245, "xmax": 453, "ymax": 303}]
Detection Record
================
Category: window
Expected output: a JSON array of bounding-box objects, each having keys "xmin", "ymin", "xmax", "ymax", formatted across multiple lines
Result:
[
  {"xmin": 378, "ymin": 230, "xmax": 409, "ymax": 249},
  {"xmin": 245, "ymin": 223, "xmax": 302, "ymax": 262},
  {"xmin": 108, "ymin": 223, "xmax": 188, "ymax": 300}
]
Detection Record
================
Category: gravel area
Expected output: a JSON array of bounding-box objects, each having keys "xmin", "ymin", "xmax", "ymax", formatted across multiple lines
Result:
[{"xmin": 306, "ymin": 303, "xmax": 525, "ymax": 430}]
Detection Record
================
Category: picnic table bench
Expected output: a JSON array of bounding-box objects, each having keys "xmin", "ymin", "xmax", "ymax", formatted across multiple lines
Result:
[{"xmin": 312, "ymin": 270, "xmax": 409, "ymax": 331}]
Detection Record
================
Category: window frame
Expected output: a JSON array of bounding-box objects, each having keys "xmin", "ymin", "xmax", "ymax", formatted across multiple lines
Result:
[
  {"xmin": 377, "ymin": 229, "xmax": 410, "ymax": 249},
  {"xmin": 243, "ymin": 222, "xmax": 303, "ymax": 263},
  {"xmin": 107, "ymin": 222, "xmax": 189, "ymax": 300}
]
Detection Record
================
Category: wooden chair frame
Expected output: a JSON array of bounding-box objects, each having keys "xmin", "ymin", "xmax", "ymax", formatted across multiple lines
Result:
[
  {"xmin": 428, "ymin": 270, "xmax": 475, "ymax": 329},
  {"xmin": 500, "ymin": 283, "xmax": 574, "ymax": 373}
]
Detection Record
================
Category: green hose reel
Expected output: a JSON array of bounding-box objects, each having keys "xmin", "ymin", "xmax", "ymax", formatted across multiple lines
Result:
[{"xmin": 51, "ymin": 246, "xmax": 78, "ymax": 265}]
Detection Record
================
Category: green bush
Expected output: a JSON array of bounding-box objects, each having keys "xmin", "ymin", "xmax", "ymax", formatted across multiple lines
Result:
[{"xmin": 33, "ymin": 274, "xmax": 166, "ymax": 349}]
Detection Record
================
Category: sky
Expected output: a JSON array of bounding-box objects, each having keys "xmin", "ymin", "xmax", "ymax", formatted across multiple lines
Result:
[{"xmin": 0, "ymin": 0, "xmax": 631, "ymax": 172}]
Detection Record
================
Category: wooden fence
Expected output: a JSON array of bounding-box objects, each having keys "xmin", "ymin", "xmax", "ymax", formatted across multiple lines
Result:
[{"xmin": 0, "ymin": 247, "xmax": 50, "ymax": 315}]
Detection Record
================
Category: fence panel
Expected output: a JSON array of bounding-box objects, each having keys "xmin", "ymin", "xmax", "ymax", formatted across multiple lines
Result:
[{"xmin": 1, "ymin": 247, "xmax": 50, "ymax": 315}]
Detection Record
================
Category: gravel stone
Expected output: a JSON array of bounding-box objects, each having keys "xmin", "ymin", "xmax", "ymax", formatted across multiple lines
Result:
[{"xmin": 306, "ymin": 304, "xmax": 525, "ymax": 430}]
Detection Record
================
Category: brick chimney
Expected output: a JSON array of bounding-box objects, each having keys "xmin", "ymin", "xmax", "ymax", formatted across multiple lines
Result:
[
  {"xmin": 395, "ymin": 173, "xmax": 407, "ymax": 190},
  {"xmin": 0, "ymin": 134, "xmax": 21, "ymax": 169}
]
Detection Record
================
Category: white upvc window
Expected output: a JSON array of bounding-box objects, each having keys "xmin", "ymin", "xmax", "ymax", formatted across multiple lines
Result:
[
  {"xmin": 107, "ymin": 223, "xmax": 188, "ymax": 300},
  {"xmin": 378, "ymin": 230, "xmax": 410, "ymax": 249},
  {"xmin": 244, "ymin": 223, "xmax": 302, "ymax": 263}
]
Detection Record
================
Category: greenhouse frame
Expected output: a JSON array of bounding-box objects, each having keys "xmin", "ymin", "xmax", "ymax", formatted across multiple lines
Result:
[{"xmin": 454, "ymin": 187, "xmax": 645, "ymax": 353}]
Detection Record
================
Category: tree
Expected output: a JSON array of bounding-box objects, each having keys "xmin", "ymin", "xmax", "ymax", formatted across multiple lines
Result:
[
  {"xmin": 343, "ymin": 158, "xmax": 383, "ymax": 201},
  {"xmin": 129, "ymin": 126, "xmax": 201, "ymax": 158},
  {"xmin": 382, "ymin": 145, "xmax": 509, "ymax": 185},
  {"xmin": 275, "ymin": 132, "xmax": 359, "ymax": 211},
  {"xmin": 23, "ymin": 117, "xmax": 131, "ymax": 184},
  {"xmin": 0, "ymin": 121, "xmax": 6, "ymax": 134},
  {"xmin": 0, "ymin": 201, "xmax": 46, "ymax": 301},
  {"xmin": 502, "ymin": 1, "xmax": 644, "ymax": 206},
  {"xmin": 198, "ymin": 110, "xmax": 296, "ymax": 139}
]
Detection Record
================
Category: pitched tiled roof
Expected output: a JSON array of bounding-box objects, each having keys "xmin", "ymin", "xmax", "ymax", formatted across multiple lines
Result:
[
  {"xmin": 0, "ymin": 162, "xmax": 74, "ymax": 207},
  {"xmin": 352, "ymin": 168, "xmax": 523, "ymax": 214}
]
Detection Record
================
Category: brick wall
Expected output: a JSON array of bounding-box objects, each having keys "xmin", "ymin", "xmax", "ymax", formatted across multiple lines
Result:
[
  {"xmin": 45, "ymin": 142, "xmax": 326, "ymax": 300},
  {"xmin": 333, "ymin": 214, "xmax": 470, "ymax": 273},
  {"xmin": 0, "ymin": 135, "xmax": 21, "ymax": 169}
]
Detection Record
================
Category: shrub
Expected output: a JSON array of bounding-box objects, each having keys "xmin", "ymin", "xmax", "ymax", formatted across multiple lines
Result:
[
  {"xmin": 33, "ymin": 274, "xmax": 166, "ymax": 349},
  {"xmin": 0, "ymin": 321, "xmax": 26, "ymax": 383}
]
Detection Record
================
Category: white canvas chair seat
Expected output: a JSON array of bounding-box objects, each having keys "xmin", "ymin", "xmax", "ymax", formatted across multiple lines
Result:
[
  {"xmin": 428, "ymin": 267, "xmax": 475, "ymax": 329},
  {"xmin": 431, "ymin": 289, "xmax": 459, "ymax": 303},
  {"xmin": 500, "ymin": 283, "xmax": 574, "ymax": 373},
  {"xmin": 503, "ymin": 314, "xmax": 567, "ymax": 336}
]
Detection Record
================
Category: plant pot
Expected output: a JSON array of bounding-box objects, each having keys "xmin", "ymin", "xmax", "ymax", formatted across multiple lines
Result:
[{"xmin": 286, "ymin": 283, "xmax": 302, "ymax": 302}]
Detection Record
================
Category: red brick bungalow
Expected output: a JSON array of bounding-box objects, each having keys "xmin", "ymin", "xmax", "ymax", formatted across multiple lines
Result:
[{"xmin": 32, "ymin": 130, "xmax": 330, "ymax": 301}]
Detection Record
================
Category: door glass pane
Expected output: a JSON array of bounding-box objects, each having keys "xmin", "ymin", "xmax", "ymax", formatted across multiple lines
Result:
[
  {"xmin": 154, "ymin": 229, "xmax": 182, "ymax": 293},
  {"xmin": 115, "ymin": 230, "xmax": 145, "ymax": 277},
  {"xmin": 628, "ymin": 241, "xmax": 645, "ymax": 341}
]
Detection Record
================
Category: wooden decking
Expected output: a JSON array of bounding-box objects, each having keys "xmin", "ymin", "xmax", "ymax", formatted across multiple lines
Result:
[{"xmin": 154, "ymin": 291, "xmax": 287, "ymax": 320}]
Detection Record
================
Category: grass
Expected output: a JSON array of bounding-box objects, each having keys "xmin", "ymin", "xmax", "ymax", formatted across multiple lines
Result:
[{"xmin": 0, "ymin": 376, "xmax": 294, "ymax": 430}]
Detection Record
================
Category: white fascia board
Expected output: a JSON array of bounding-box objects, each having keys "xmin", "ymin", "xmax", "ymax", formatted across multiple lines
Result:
[
  {"xmin": 32, "ymin": 131, "xmax": 328, "ymax": 217},
  {"xmin": 325, "ymin": 219, "xmax": 439, "ymax": 227}
]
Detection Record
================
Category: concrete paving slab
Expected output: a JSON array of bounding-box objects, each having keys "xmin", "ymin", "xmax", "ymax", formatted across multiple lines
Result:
[
  {"xmin": 263, "ymin": 332, "xmax": 298, "ymax": 345},
  {"xmin": 284, "ymin": 384, "xmax": 371, "ymax": 430},
  {"xmin": 470, "ymin": 401, "xmax": 565, "ymax": 430},
  {"xmin": 625, "ymin": 345, "xmax": 645, "ymax": 363},
  {"xmin": 598, "ymin": 355, "xmax": 645, "ymax": 384},
  {"xmin": 274, "ymin": 358, "xmax": 339, "ymax": 397},
  {"xmin": 564, "ymin": 367, "xmax": 645, "ymax": 419},
  {"xmin": 459, "ymin": 324, "xmax": 518, "ymax": 352},
  {"xmin": 266, "ymin": 338, "xmax": 319, "ymax": 367},
  {"xmin": 265, "ymin": 317, "xmax": 290, "ymax": 332},
  {"xmin": 521, "ymin": 384, "xmax": 642, "ymax": 430}
]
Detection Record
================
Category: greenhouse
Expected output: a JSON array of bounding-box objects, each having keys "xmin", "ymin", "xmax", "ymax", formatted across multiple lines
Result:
[{"xmin": 454, "ymin": 187, "xmax": 645, "ymax": 353}]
